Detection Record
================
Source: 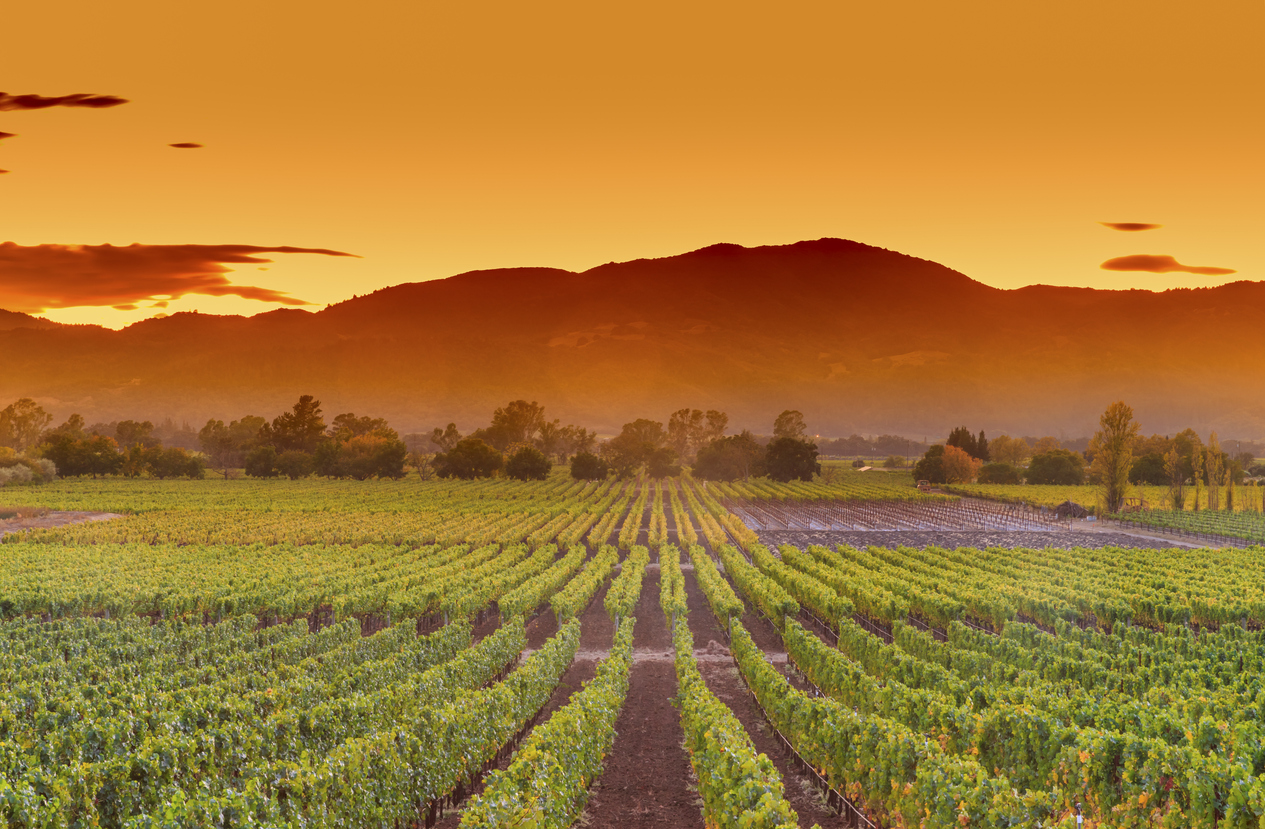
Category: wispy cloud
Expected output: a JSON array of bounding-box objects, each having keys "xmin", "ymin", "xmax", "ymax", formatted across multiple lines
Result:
[
  {"xmin": 1099, "ymin": 222, "xmax": 1161, "ymax": 232},
  {"xmin": 169, "ymin": 142, "xmax": 203, "ymax": 149},
  {"xmin": 0, "ymin": 242, "xmax": 359, "ymax": 313},
  {"xmin": 0, "ymin": 92, "xmax": 129, "ymax": 111},
  {"xmin": 1101, "ymin": 254, "xmax": 1236, "ymax": 276}
]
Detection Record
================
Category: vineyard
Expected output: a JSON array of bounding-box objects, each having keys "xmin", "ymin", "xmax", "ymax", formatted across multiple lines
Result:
[
  {"xmin": 1107, "ymin": 509, "xmax": 1265, "ymax": 547},
  {"xmin": 2, "ymin": 472, "xmax": 1265, "ymax": 827}
]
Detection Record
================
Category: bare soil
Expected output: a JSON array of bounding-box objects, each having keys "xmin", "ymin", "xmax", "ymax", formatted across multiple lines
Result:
[
  {"xmin": 0, "ymin": 509, "xmax": 121, "ymax": 538},
  {"xmin": 684, "ymin": 567, "xmax": 841, "ymax": 829},
  {"xmin": 579, "ymin": 567, "xmax": 703, "ymax": 828},
  {"xmin": 435, "ymin": 580, "xmax": 611, "ymax": 828},
  {"xmin": 758, "ymin": 529, "xmax": 1188, "ymax": 550}
]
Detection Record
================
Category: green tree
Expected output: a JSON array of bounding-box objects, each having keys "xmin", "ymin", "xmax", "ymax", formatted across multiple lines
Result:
[
  {"xmin": 149, "ymin": 447, "xmax": 206, "ymax": 479},
  {"xmin": 1089, "ymin": 401, "xmax": 1140, "ymax": 513},
  {"xmin": 988, "ymin": 435, "xmax": 1031, "ymax": 467},
  {"xmin": 82, "ymin": 435, "xmax": 123, "ymax": 478},
  {"xmin": 620, "ymin": 418, "xmax": 667, "ymax": 448},
  {"xmin": 1026, "ymin": 449, "xmax": 1086, "ymax": 485},
  {"xmin": 667, "ymin": 409, "xmax": 705, "ymax": 461},
  {"xmin": 1205, "ymin": 432, "xmax": 1224, "ymax": 510},
  {"xmin": 646, "ymin": 446, "xmax": 681, "ymax": 479},
  {"xmin": 535, "ymin": 420, "xmax": 567, "ymax": 461},
  {"xmin": 506, "ymin": 446, "xmax": 551, "ymax": 480},
  {"xmin": 913, "ymin": 445, "xmax": 946, "ymax": 484},
  {"xmin": 276, "ymin": 450, "xmax": 314, "ymax": 480},
  {"xmin": 45, "ymin": 413, "xmax": 86, "ymax": 441},
  {"xmin": 1129, "ymin": 453, "xmax": 1167, "ymax": 486},
  {"xmin": 244, "ymin": 445, "xmax": 280, "ymax": 478},
  {"xmin": 1190, "ymin": 447, "xmax": 1205, "ymax": 511},
  {"xmin": 600, "ymin": 432, "xmax": 650, "ymax": 478},
  {"xmin": 483, "ymin": 400, "xmax": 546, "ymax": 450},
  {"xmin": 115, "ymin": 420, "xmax": 157, "ymax": 450},
  {"xmin": 946, "ymin": 426, "xmax": 990, "ymax": 461},
  {"xmin": 1163, "ymin": 446, "xmax": 1185, "ymax": 510},
  {"xmin": 569, "ymin": 451, "xmax": 608, "ymax": 480},
  {"xmin": 327, "ymin": 413, "xmax": 393, "ymax": 442},
  {"xmin": 978, "ymin": 462, "xmax": 1021, "ymax": 484},
  {"xmin": 667, "ymin": 409, "xmax": 728, "ymax": 462},
  {"xmin": 600, "ymin": 419, "xmax": 667, "ymax": 478},
  {"xmin": 563, "ymin": 425, "xmax": 598, "ymax": 456},
  {"xmin": 772, "ymin": 410, "xmax": 807, "ymax": 440},
  {"xmin": 431, "ymin": 423, "xmax": 462, "ymax": 452},
  {"xmin": 765, "ymin": 436, "xmax": 820, "ymax": 482},
  {"xmin": 314, "ymin": 440, "xmax": 343, "ymax": 478},
  {"xmin": 0, "ymin": 398, "xmax": 53, "ymax": 452},
  {"xmin": 435, "ymin": 437, "xmax": 503, "ymax": 479},
  {"xmin": 693, "ymin": 431, "xmax": 764, "ymax": 482},
  {"xmin": 262, "ymin": 395, "xmax": 326, "ymax": 453},
  {"xmin": 199, "ymin": 419, "xmax": 237, "ymax": 479}
]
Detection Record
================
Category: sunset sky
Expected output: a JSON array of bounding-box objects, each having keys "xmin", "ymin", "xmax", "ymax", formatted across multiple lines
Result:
[{"xmin": 3, "ymin": 0, "xmax": 1261, "ymax": 328}]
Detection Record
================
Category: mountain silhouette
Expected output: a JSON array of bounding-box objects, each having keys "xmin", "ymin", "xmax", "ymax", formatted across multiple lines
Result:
[{"xmin": 3, "ymin": 238, "xmax": 1261, "ymax": 437}]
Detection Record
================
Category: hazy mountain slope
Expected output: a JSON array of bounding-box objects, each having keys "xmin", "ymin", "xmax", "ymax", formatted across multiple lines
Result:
[{"xmin": 3, "ymin": 238, "xmax": 1263, "ymax": 437}]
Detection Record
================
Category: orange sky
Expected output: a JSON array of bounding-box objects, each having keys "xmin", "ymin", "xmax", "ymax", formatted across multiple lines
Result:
[{"xmin": 3, "ymin": 0, "xmax": 1261, "ymax": 328}]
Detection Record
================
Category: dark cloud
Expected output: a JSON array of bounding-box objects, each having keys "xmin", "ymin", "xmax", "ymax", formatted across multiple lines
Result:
[
  {"xmin": 1100, "ymin": 222, "xmax": 1161, "ymax": 232},
  {"xmin": 0, "ymin": 243, "xmax": 359, "ymax": 313},
  {"xmin": 0, "ymin": 92, "xmax": 129, "ymax": 111},
  {"xmin": 169, "ymin": 143, "xmax": 203, "ymax": 149},
  {"xmin": 0, "ymin": 170, "xmax": 8, "ymax": 175},
  {"xmin": 0, "ymin": 132, "xmax": 16, "ymax": 142},
  {"xmin": 1101, "ymin": 254, "xmax": 1236, "ymax": 276}
]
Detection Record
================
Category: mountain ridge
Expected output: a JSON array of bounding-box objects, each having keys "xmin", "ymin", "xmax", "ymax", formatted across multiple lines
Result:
[{"xmin": 4, "ymin": 238, "xmax": 1263, "ymax": 438}]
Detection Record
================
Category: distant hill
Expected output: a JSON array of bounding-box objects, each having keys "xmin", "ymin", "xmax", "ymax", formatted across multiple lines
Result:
[{"xmin": 4, "ymin": 238, "xmax": 1263, "ymax": 438}]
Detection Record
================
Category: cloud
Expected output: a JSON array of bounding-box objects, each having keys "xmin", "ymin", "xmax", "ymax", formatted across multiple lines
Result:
[
  {"xmin": 0, "ymin": 92, "xmax": 129, "ymax": 111},
  {"xmin": 0, "ymin": 170, "xmax": 8, "ymax": 175},
  {"xmin": 0, "ymin": 132, "xmax": 15, "ymax": 142},
  {"xmin": 1100, "ymin": 222, "xmax": 1161, "ymax": 232},
  {"xmin": 169, "ymin": 142, "xmax": 203, "ymax": 149},
  {"xmin": 1100, "ymin": 254, "xmax": 1236, "ymax": 276},
  {"xmin": 0, "ymin": 243, "xmax": 359, "ymax": 313}
]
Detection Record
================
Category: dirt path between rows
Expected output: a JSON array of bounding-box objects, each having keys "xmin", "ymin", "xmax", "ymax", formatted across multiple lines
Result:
[
  {"xmin": 434, "ymin": 578, "xmax": 611, "ymax": 828},
  {"xmin": 0, "ymin": 510, "xmax": 121, "ymax": 538},
  {"xmin": 684, "ymin": 561, "xmax": 842, "ymax": 829},
  {"xmin": 579, "ymin": 565, "xmax": 703, "ymax": 828}
]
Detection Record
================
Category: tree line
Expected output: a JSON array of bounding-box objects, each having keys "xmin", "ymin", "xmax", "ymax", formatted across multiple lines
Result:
[
  {"xmin": 425, "ymin": 404, "xmax": 821, "ymax": 483},
  {"xmin": 0, "ymin": 397, "xmax": 823, "ymax": 485},
  {"xmin": 911, "ymin": 404, "xmax": 1260, "ymax": 512}
]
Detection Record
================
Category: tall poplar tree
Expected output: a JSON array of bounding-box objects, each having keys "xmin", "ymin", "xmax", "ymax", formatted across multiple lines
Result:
[{"xmin": 1089, "ymin": 401, "xmax": 1139, "ymax": 514}]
